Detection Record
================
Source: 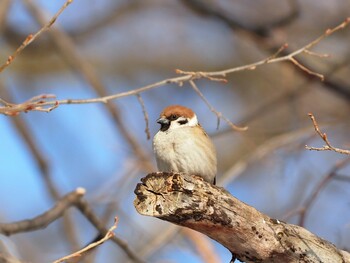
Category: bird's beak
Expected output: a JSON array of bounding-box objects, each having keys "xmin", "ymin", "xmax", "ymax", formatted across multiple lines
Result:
[
  {"xmin": 157, "ymin": 117, "xmax": 170, "ymax": 131},
  {"xmin": 157, "ymin": 117, "xmax": 170, "ymax": 125}
]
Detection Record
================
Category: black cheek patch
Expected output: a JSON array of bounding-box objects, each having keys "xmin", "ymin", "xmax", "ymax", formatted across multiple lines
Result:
[
  {"xmin": 160, "ymin": 122, "xmax": 171, "ymax": 131},
  {"xmin": 178, "ymin": 119, "xmax": 188, "ymax": 125}
]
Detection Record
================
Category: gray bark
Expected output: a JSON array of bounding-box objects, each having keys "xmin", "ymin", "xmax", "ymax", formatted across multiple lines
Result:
[{"xmin": 134, "ymin": 172, "xmax": 350, "ymax": 263}]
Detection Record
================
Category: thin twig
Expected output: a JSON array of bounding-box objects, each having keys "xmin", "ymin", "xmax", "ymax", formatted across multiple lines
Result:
[
  {"xmin": 75, "ymin": 199, "xmax": 145, "ymax": 263},
  {"xmin": 305, "ymin": 113, "xmax": 350, "ymax": 155},
  {"xmin": 197, "ymin": 17, "xmax": 350, "ymax": 80},
  {"xmin": 303, "ymin": 49, "xmax": 330, "ymax": 58},
  {"xmin": 0, "ymin": 0, "xmax": 73, "ymax": 73},
  {"xmin": 267, "ymin": 43, "xmax": 289, "ymax": 60},
  {"xmin": 289, "ymin": 57, "xmax": 325, "ymax": 81},
  {"xmin": 136, "ymin": 94, "xmax": 150, "ymax": 140},
  {"xmin": 189, "ymin": 80, "xmax": 247, "ymax": 131},
  {"xmin": 53, "ymin": 217, "xmax": 119, "ymax": 263},
  {"xmin": 0, "ymin": 94, "xmax": 59, "ymax": 116}
]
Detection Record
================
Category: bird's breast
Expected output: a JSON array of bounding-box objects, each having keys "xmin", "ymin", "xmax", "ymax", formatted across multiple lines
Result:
[{"xmin": 153, "ymin": 127, "xmax": 217, "ymax": 183}]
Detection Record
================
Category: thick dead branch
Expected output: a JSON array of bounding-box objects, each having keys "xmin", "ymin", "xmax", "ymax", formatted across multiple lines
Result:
[{"xmin": 134, "ymin": 172, "xmax": 350, "ymax": 263}]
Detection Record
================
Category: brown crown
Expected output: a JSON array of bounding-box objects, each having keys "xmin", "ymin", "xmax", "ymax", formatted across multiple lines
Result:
[{"xmin": 160, "ymin": 105, "xmax": 195, "ymax": 119}]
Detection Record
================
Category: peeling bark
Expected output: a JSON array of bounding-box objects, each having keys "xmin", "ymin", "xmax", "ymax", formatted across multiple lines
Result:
[{"xmin": 134, "ymin": 172, "xmax": 350, "ymax": 263}]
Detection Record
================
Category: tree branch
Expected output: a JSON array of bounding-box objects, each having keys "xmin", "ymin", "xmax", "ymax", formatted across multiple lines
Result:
[
  {"xmin": 22, "ymin": 0, "xmax": 154, "ymax": 172},
  {"xmin": 305, "ymin": 113, "xmax": 350, "ymax": 155},
  {"xmin": 0, "ymin": 188, "xmax": 144, "ymax": 263},
  {"xmin": 134, "ymin": 172, "xmax": 350, "ymax": 263},
  {"xmin": 53, "ymin": 217, "xmax": 119, "ymax": 263},
  {"xmin": 1, "ymin": 17, "xmax": 349, "ymax": 123},
  {"xmin": 0, "ymin": 188, "xmax": 85, "ymax": 235},
  {"xmin": 0, "ymin": 0, "xmax": 73, "ymax": 73}
]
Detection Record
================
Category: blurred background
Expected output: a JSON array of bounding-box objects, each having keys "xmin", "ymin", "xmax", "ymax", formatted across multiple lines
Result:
[{"xmin": 0, "ymin": 0, "xmax": 349, "ymax": 262}]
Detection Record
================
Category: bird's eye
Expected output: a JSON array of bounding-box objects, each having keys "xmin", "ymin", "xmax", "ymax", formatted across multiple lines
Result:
[
  {"xmin": 178, "ymin": 119, "xmax": 188, "ymax": 125},
  {"xmin": 170, "ymin": 114, "xmax": 178, "ymax": 120}
]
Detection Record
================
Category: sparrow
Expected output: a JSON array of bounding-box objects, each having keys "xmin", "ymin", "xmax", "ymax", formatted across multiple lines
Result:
[{"xmin": 153, "ymin": 105, "xmax": 217, "ymax": 184}]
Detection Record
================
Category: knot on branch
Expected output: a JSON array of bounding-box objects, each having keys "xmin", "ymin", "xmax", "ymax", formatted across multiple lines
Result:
[
  {"xmin": 134, "ymin": 172, "xmax": 232, "ymax": 226},
  {"xmin": 134, "ymin": 172, "xmax": 350, "ymax": 263}
]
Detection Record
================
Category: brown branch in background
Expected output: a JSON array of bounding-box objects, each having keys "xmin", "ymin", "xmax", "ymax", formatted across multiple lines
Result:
[
  {"xmin": 182, "ymin": 0, "xmax": 350, "ymax": 100},
  {"xmin": 136, "ymin": 94, "xmax": 150, "ymax": 140},
  {"xmin": 0, "ymin": 188, "xmax": 144, "ymax": 263},
  {"xmin": 189, "ymin": 80, "xmax": 247, "ymax": 131},
  {"xmin": 53, "ymin": 217, "xmax": 119, "ymax": 263},
  {"xmin": 198, "ymin": 17, "xmax": 350, "ymax": 81},
  {"xmin": 0, "ymin": 0, "xmax": 11, "ymax": 32},
  {"xmin": 0, "ymin": 188, "xmax": 85, "ymax": 235},
  {"xmin": 23, "ymin": 0, "xmax": 154, "ymax": 172},
  {"xmin": 74, "ymin": 199, "xmax": 145, "ymax": 263},
  {"xmin": 181, "ymin": 228, "xmax": 220, "ymax": 263},
  {"xmin": 0, "ymin": 84, "xmax": 80, "ymax": 251},
  {"xmin": 2, "ymin": 1, "xmax": 144, "ymax": 50},
  {"xmin": 180, "ymin": 0, "xmax": 299, "ymax": 37},
  {"xmin": 298, "ymin": 158, "xmax": 350, "ymax": 226},
  {"xmin": 305, "ymin": 113, "xmax": 350, "ymax": 155},
  {"xmin": 282, "ymin": 158, "xmax": 350, "ymax": 224},
  {"xmin": 214, "ymin": 48, "xmax": 350, "ymax": 138},
  {"xmin": 332, "ymin": 174, "xmax": 350, "ymax": 182},
  {"xmin": 0, "ymin": 0, "xmax": 73, "ymax": 73}
]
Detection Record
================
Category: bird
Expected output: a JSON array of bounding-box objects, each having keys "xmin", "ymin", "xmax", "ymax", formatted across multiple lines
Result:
[{"xmin": 153, "ymin": 105, "xmax": 217, "ymax": 184}]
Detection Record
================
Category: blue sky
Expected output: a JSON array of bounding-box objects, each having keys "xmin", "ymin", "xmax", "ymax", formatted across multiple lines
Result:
[{"xmin": 1, "ymin": 0, "xmax": 350, "ymax": 262}]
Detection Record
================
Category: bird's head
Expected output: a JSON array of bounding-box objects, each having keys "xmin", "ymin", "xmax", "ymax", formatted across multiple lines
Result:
[{"xmin": 157, "ymin": 105, "xmax": 198, "ymax": 132}]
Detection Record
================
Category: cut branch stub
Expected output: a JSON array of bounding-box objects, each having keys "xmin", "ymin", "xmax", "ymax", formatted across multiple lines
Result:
[{"xmin": 134, "ymin": 172, "xmax": 350, "ymax": 263}]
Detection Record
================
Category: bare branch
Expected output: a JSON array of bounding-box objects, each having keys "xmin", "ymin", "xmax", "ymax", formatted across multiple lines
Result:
[
  {"xmin": 180, "ymin": 0, "xmax": 300, "ymax": 37},
  {"xmin": 305, "ymin": 113, "xmax": 350, "ymax": 155},
  {"xmin": 0, "ymin": 84, "xmax": 80, "ymax": 251},
  {"xmin": 303, "ymin": 49, "xmax": 330, "ymax": 58},
  {"xmin": 0, "ymin": 94, "xmax": 58, "ymax": 116},
  {"xmin": 200, "ymin": 17, "xmax": 350, "ymax": 80},
  {"xmin": 0, "ymin": 0, "xmax": 73, "ymax": 73},
  {"xmin": 136, "ymin": 94, "xmax": 151, "ymax": 140},
  {"xmin": 289, "ymin": 57, "xmax": 325, "ymax": 81},
  {"xmin": 23, "ymin": 0, "xmax": 154, "ymax": 172},
  {"xmin": 0, "ymin": 0, "xmax": 11, "ymax": 32},
  {"xmin": 74, "ymin": 199, "xmax": 145, "ymax": 263},
  {"xmin": 189, "ymin": 80, "xmax": 247, "ymax": 131},
  {"xmin": 0, "ymin": 188, "xmax": 85, "ymax": 235},
  {"xmin": 53, "ymin": 217, "xmax": 119, "ymax": 263},
  {"xmin": 181, "ymin": 228, "xmax": 221, "ymax": 263},
  {"xmin": 0, "ymin": 188, "xmax": 144, "ymax": 263},
  {"xmin": 1, "ymin": 18, "xmax": 348, "ymax": 118}
]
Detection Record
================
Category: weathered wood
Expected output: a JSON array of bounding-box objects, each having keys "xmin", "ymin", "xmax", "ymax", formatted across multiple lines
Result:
[{"xmin": 134, "ymin": 172, "xmax": 350, "ymax": 263}]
